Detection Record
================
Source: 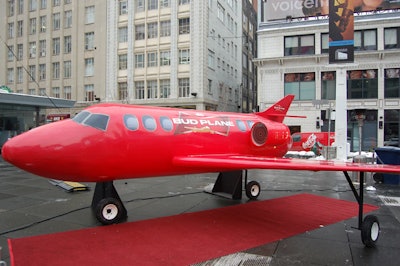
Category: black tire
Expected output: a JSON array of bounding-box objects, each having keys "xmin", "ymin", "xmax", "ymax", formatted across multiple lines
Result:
[
  {"xmin": 95, "ymin": 197, "xmax": 124, "ymax": 225},
  {"xmin": 361, "ymin": 215, "xmax": 380, "ymax": 248},
  {"xmin": 245, "ymin": 181, "xmax": 261, "ymax": 200}
]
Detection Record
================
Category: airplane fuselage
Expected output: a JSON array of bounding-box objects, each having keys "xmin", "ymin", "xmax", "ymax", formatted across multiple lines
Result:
[{"xmin": 2, "ymin": 104, "xmax": 292, "ymax": 182}]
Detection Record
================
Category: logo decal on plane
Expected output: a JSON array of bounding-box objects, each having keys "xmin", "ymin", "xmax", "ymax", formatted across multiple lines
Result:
[{"xmin": 173, "ymin": 112, "xmax": 233, "ymax": 136}]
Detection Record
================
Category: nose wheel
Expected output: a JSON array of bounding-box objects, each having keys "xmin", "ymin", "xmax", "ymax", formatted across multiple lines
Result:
[
  {"xmin": 95, "ymin": 197, "xmax": 125, "ymax": 225},
  {"xmin": 92, "ymin": 182, "xmax": 127, "ymax": 225}
]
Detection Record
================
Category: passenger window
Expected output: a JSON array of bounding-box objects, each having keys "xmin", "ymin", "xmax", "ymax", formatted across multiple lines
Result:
[
  {"xmin": 83, "ymin": 114, "xmax": 109, "ymax": 131},
  {"xmin": 124, "ymin": 115, "xmax": 139, "ymax": 131},
  {"xmin": 160, "ymin": 116, "xmax": 173, "ymax": 132},
  {"xmin": 292, "ymin": 135, "xmax": 301, "ymax": 142},
  {"xmin": 72, "ymin": 111, "xmax": 90, "ymax": 123},
  {"xmin": 142, "ymin": 115, "xmax": 157, "ymax": 131},
  {"xmin": 236, "ymin": 120, "xmax": 246, "ymax": 132}
]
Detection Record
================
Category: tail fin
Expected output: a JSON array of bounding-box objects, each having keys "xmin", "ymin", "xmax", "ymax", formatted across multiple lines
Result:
[{"xmin": 256, "ymin": 95, "xmax": 295, "ymax": 123}]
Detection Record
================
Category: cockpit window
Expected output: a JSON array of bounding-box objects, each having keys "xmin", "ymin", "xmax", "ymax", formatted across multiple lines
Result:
[
  {"xmin": 72, "ymin": 111, "xmax": 109, "ymax": 131},
  {"xmin": 73, "ymin": 111, "xmax": 90, "ymax": 123},
  {"xmin": 84, "ymin": 114, "xmax": 109, "ymax": 131},
  {"xmin": 124, "ymin": 115, "xmax": 139, "ymax": 131}
]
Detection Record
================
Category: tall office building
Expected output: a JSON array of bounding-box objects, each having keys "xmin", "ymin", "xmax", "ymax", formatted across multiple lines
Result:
[{"xmin": 2, "ymin": 0, "xmax": 247, "ymax": 113}]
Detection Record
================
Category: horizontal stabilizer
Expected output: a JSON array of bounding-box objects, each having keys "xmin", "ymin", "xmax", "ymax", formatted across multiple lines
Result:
[{"xmin": 256, "ymin": 95, "xmax": 295, "ymax": 123}]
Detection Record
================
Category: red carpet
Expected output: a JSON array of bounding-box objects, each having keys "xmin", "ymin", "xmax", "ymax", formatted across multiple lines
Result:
[{"xmin": 8, "ymin": 194, "xmax": 377, "ymax": 266}]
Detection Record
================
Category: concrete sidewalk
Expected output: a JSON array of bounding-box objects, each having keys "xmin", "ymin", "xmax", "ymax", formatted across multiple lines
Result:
[{"xmin": 1, "ymin": 155, "xmax": 400, "ymax": 265}]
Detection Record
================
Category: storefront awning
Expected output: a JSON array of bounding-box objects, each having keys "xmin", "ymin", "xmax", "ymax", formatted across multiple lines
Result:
[{"xmin": 0, "ymin": 92, "xmax": 75, "ymax": 108}]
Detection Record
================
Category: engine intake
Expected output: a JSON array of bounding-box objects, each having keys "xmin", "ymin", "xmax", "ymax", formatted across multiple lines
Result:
[{"xmin": 251, "ymin": 122, "xmax": 268, "ymax": 146}]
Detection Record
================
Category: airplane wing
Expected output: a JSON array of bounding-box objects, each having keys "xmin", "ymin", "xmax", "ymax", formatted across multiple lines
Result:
[{"xmin": 173, "ymin": 154, "xmax": 400, "ymax": 174}]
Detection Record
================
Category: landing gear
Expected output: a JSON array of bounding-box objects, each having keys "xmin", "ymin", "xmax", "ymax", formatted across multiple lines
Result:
[
  {"xmin": 246, "ymin": 181, "xmax": 261, "ymax": 200},
  {"xmin": 361, "ymin": 215, "xmax": 380, "ymax": 248},
  {"xmin": 209, "ymin": 170, "xmax": 261, "ymax": 200},
  {"xmin": 95, "ymin": 197, "xmax": 125, "ymax": 225},
  {"xmin": 343, "ymin": 171, "xmax": 381, "ymax": 247},
  {"xmin": 92, "ymin": 182, "xmax": 127, "ymax": 225}
]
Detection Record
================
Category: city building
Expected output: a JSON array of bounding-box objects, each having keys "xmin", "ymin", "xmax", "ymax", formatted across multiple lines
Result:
[
  {"xmin": 256, "ymin": 3, "xmax": 400, "ymax": 152},
  {"xmin": 1, "ymin": 0, "xmax": 259, "ymax": 115}
]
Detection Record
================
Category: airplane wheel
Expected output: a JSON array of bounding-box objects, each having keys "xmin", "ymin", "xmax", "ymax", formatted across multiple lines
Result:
[
  {"xmin": 373, "ymin": 173, "xmax": 384, "ymax": 184},
  {"xmin": 95, "ymin": 197, "xmax": 124, "ymax": 225},
  {"xmin": 361, "ymin": 215, "xmax": 380, "ymax": 248},
  {"xmin": 246, "ymin": 181, "xmax": 261, "ymax": 200}
]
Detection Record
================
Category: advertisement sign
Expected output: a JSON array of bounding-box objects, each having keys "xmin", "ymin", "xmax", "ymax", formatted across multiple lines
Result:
[
  {"xmin": 329, "ymin": 0, "xmax": 354, "ymax": 63},
  {"xmin": 263, "ymin": 0, "xmax": 400, "ymax": 21}
]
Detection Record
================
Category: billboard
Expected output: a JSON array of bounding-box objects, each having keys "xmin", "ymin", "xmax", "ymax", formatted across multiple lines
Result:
[
  {"xmin": 263, "ymin": 0, "xmax": 400, "ymax": 21},
  {"xmin": 329, "ymin": 0, "xmax": 354, "ymax": 63}
]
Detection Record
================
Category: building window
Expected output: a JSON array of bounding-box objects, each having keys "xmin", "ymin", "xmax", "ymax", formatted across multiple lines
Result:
[
  {"xmin": 39, "ymin": 40, "xmax": 46, "ymax": 57},
  {"xmin": 284, "ymin": 73, "xmax": 316, "ymax": 100},
  {"xmin": 40, "ymin": 15, "xmax": 46, "ymax": 32},
  {"xmin": 8, "ymin": 0, "xmax": 15, "ymax": 16},
  {"xmin": 119, "ymin": 27, "xmax": 128, "ymax": 43},
  {"xmin": 29, "ymin": 18, "xmax": 36, "ymax": 34},
  {"xmin": 148, "ymin": 0, "xmax": 158, "ymax": 10},
  {"xmin": 118, "ymin": 82, "xmax": 128, "ymax": 100},
  {"xmin": 85, "ymin": 32, "xmax": 95, "ymax": 50},
  {"xmin": 7, "ymin": 68, "xmax": 14, "ymax": 83},
  {"xmin": 384, "ymin": 110, "xmax": 399, "ymax": 147},
  {"xmin": 135, "ymin": 53, "xmax": 144, "ymax": 68},
  {"xmin": 160, "ymin": 20, "xmax": 171, "ymax": 37},
  {"xmin": 119, "ymin": 54, "xmax": 128, "ymax": 70},
  {"xmin": 53, "ymin": 0, "xmax": 60, "ymax": 7},
  {"xmin": 135, "ymin": 81, "xmax": 145, "ymax": 99},
  {"xmin": 52, "ymin": 13, "xmax": 60, "ymax": 30},
  {"xmin": 29, "ymin": 42, "xmax": 36, "ymax": 58},
  {"xmin": 321, "ymin": 72, "xmax": 336, "ymax": 100},
  {"xmin": 64, "ymin": 36, "xmax": 72, "ymax": 53},
  {"xmin": 64, "ymin": 60, "xmax": 71, "ymax": 78},
  {"xmin": 321, "ymin": 33, "xmax": 329, "ymax": 53},
  {"xmin": 52, "ymin": 87, "xmax": 60, "ymax": 98},
  {"xmin": 39, "ymin": 64, "xmax": 46, "ymax": 80},
  {"xmin": 40, "ymin": 0, "xmax": 47, "ymax": 9},
  {"xmin": 179, "ymin": 0, "xmax": 190, "ymax": 4},
  {"xmin": 29, "ymin": 65, "xmax": 36, "ymax": 81},
  {"xmin": 147, "ymin": 80, "xmax": 157, "ymax": 99},
  {"xmin": 160, "ymin": 79, "xmax": 170, "ymax": 98},
  {"xmin": 119, "ymin": 1, "xmax": 128, "ymax": 15},
  {"xmin": 285, "ymin": 35, "xmax": 315, "ymax": 56},
  {"xmin": 147, "ymin": 51, "xmax": 158, "ymax": 67},
  {"xmin": 135, "ymin": 24, "xmax": 145, "ymax": 40},
  {"xmin": 384, "ymin": 27, "xmax": 400, "ymax": 49},
  {"xmin": 147, "ymin": 22, "xmax": 158, "ymax": 39},
  {"xmin": 85, "ymin": 58, "xmax": 94, "ymax": 76},
  {"xmin": 85, "ymin": 84, "xmax": 94, "ymax": 101},
  {"xmin": 179, "ymin": 49, "xmax": 190, "ymax": 64},
  {"xmin": 160, "ymin": 0, "xmax": 170, "ymax": 8},
  {"xmin": 179, "ymin": 18, "xmax": 190, "ymax": 34},
  {"xmin": 347, "ymin": 70, "xmax": 378, "ymax": 99},
  {"xmin": 64, "ymin": 86, "xmax": 72, "ymax": 100},
  {"xmin": 52, "ymin": 37, "xmax": 60, "ymax": 55},
  {"xmin": 7, "ymin": 45, "xmax": 14, "ymax": 61},
  {"xmin": 8, "ymin": 22, "xmax": 14, "ymax": 38},
  {"xmin": 52, "ymin": 62, "xmax": 60, "ymax": 79},
  {"xmin": 384, "ymin": 68, "xmax": 400, "ymax": 98},
  {"xmin": 64, "ymin": 10, "xmax": 72, "ymax": 28},
  {"xmin": 17, "ymin": 44, "xmax": 23, "ymax": 60},
  {"xmin": 160, "ymin": 50, "xmax": 170, "ymax": 66},
  {"xmin": 136, "ymin": 0, "xmax": 145, "ymax": 12},
  {"xmin": 85, "ymin": 6, "xmax": 95, "ymax": 24},
  {"xmin": 217, "ymin": 3, "xmax": 224, "ymax": 22},
  {"xmin": 354, "ymin": 29, "xmax": 377, "ymax": 51},
  {"xmin": 18, "ymin": 0, "xmax": 23, "ymax": 14},
  {"xmin": 178, "ymin": 78, "xmax": 190, "ymax": 97},
  {"xmin": 17, "ymin": 20, "xmax": 23, "ymax": 37}
]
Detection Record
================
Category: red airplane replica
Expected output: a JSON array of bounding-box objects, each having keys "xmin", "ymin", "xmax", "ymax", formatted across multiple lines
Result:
[{"xmin": 2, "ymin": 94, "xmax": 400, "ymax": 247}]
